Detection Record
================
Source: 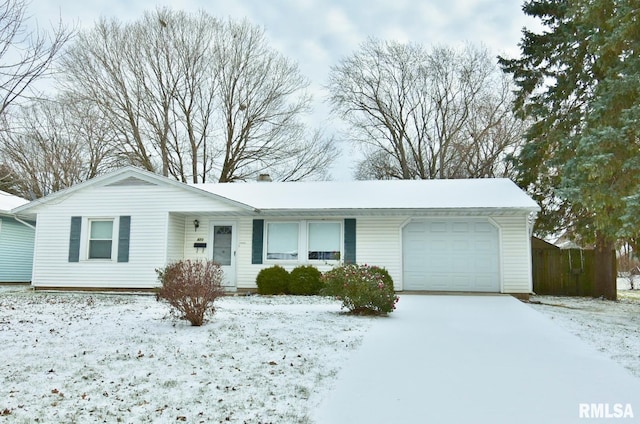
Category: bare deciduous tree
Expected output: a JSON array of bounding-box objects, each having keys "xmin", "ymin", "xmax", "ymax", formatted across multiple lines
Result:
[
  {"xmin": 60, "ymin": 9, "xmax": 335, "ymax": 183},
  {"xmin": 354, "ymin": 149, "xmax": 397, "ymax": 180},
  {"xmin": 0, "ymin": 0, "xmax": 72, "ymax": 116},
  {"xmin": 267, "ymin": 129, "xmax": 335, "ymax": 182},
  {"xmin": 328, "ymin": 39, "xmax": 524, "ymax": 180},
  {"xmin": 215, "ymin": 19, "xmax": 314, "ymax": 182},
  {"xmin": 0, "ymin": 162, "xmax": 17, "ymax": 193},
  {"xmin": 0, "ymin": 95, "xmax": 117, "ymax": 198},
  {"xmin": 60, "ymin": 16, "xmax": 168, "ymax": 174}
]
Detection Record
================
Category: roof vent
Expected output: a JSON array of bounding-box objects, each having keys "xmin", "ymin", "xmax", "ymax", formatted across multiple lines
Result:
[
  {"xmin": 257, "ymin": 174, "xmax": 272, "ymax": 182},
  {"xmin": 106, "ymin": 176, "xmax": 157, "ymax": 187}
]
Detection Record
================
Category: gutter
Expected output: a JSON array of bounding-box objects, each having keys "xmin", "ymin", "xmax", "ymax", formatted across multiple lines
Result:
[{"xmin": 254, "ymin": 207, "xmax": 541, "ymax": 217}]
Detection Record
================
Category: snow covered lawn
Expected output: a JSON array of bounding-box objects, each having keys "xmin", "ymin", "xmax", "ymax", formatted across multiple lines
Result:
[
  {"xmin": 0, "ymin": 287, "xmax": 372, "ymax": 423},
  {"xmin": 529, "ymin": 291, "xmax": 640, "ymax": 378},
  {"xmin": 3, "ymin": 285, "xmax": 639, "ymax": 423}
]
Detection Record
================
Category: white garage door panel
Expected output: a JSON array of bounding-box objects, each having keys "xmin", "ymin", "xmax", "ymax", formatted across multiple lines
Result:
[
  {"xmin": 403, "ymin": 219, "xmax": 500, "ymax": 292},
  {"xmin": 475, "ymin": 275, "xmax": 496, "ymax": 291},
  {"xmin": 452, "ymin": 222, "xmax": 469, "ymax": 232},
  {"xmin": 425, "ymin": 274, "xmax": 450, "ymax": 290}
]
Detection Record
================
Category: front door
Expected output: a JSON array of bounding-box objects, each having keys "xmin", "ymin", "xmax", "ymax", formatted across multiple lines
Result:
[{"xmin": 210, "ymin": 222, "xmax": 236, "ymax": 288}]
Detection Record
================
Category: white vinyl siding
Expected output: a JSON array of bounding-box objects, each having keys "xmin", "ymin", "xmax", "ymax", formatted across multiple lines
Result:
[
  {"xmin": 493, "ymin": 215, "xmax": 533, "ymax": 293},
  {"xmin": 182, "ymin": 216, "xmax": 213, "ymax": 263},
  {"xmin": 235, "ymin": 218, "xmax": 256, "ymax": 289},
  {"xmin": 30, "ymin": 182, "xmax": 245, "ymax": 289},
  {"xmin": 355, "ymin": 217, "xmax": 405, "ymax": 290},
  {"xmin": 166, "ymin": 213, "xmax": 185, "ymax": 263}
]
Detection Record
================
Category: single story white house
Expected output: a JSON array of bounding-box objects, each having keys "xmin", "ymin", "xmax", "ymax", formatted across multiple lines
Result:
[
  {"xmin": 0, "ymin": 190, "xmax": 35, "ymax": 283},
  {"xmin": 12, "ymin": 166, "xmax": 540, "ymax": 296}
]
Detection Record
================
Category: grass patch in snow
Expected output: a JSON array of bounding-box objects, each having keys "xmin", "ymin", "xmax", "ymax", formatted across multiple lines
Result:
[{"xmin": 619, "ymin": 289, "xmax": 640, "ymax": 303}]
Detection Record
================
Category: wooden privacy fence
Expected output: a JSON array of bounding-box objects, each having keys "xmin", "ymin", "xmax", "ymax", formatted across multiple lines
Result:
[{"xmin": 531, "ymin": 238, "xmax": 616, "ymax": 296}]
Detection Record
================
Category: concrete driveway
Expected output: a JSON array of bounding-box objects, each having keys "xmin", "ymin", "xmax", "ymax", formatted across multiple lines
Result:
[{"xmin": 313, "ymin": 295, "xmax": 640, "ymax": 424}]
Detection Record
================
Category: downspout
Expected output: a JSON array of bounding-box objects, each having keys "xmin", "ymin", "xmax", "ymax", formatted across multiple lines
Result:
[
  {"xmin": 528, "ymin": 212, "xmax": 538, "ymax": 237},
  {"xmin": 14, "ymin": 215, "xmax": 36, "ymax": 230},
  {"xmin": 527, "ymin": 211, "xmax": 539, "ymax": 295}
]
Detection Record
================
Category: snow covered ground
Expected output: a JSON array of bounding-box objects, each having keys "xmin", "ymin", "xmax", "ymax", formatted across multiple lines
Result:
[
  {"xmin": 1, "ymin": 285, "xmax": 639, "ymax": 423},
  {"xmin": 0, "ymin": 286, "xmax": 372, "ymax": 423},
  {"xmin": 529, "ymin": 290, "xmax": 640, "ymax": 378}
]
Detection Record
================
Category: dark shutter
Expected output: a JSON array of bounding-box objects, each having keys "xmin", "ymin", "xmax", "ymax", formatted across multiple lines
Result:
[
  {"xmin": 344, "ymin": 218, "xmax": 356, "ymax": 264},
  {"xmin": 117, "ymin": 216, "xmax": 131, "ymax": 263},
  {"xmin": 252, "ymin": 219, "xmax": 264, "ymax": 264},
  {"xmin": 68, "ymin": 216, "xmax": 82, "ymax": 262}
]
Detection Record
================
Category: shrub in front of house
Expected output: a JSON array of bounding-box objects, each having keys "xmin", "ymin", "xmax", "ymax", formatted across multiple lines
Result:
[
  {"xmin": 289, "ymin": 265, "xmax": 322, "ymax": 295},
  {"xmin": 321, "ymin": 264, "xmax": 399, "ymax": 315},
  {"xmin": 256, "ymin": 265, "xmax": 290, "ymax": 295},
  {"xmin": 155, "ymin": 259, "xmax": 225, "ymax": 326},
  {"xmin": 369, "ymin": 265, "xmax": 394, "ymax": 288}
]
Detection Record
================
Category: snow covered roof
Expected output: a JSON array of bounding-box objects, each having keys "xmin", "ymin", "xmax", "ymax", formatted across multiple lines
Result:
[
  {"xmin": 0, "ymin": 190, "xmax": 28, "ymax": 214},
  {"xmin": 192, "ymin": 178, "xmax": 540, "ymax": 212},
  {"xmin": 11, "ymin": 166, "xmax": 540, "ymax": 217}
]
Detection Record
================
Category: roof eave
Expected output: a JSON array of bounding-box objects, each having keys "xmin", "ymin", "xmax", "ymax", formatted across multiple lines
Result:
[{"xmin": 255, "ymin": 206, "xmax": 540, "ymax": 217}]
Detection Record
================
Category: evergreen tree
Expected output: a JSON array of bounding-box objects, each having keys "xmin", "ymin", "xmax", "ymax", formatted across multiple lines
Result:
[{"xmin": 500, "ymin": 0, "xmax": 640, "ymax": 300}]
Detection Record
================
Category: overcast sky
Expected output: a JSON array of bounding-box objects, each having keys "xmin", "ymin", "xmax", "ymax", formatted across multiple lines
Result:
[{"xmin": 28, "ymin": 0, "xmax": 538, "ymax": 180}]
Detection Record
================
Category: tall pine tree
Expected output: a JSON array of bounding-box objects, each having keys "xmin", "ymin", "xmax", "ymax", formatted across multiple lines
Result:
[{"xmin": 500, "ymin": 0, "xmax": 640, "ymax": 300}]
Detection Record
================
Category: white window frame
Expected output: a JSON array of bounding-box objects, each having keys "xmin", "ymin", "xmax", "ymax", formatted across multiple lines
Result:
[
  {"xmin": 263, "ymin": 220, "xmax": 343, "ymax": 264},
  {"xmin": 85, "ymin": 217, "xmax": 117, "ymax": 261}
]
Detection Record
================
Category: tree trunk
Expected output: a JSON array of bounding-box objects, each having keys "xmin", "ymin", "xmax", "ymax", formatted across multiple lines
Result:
[{"xmin": 594, "ymin": 232, "xmax": 617, "ymax": 300}]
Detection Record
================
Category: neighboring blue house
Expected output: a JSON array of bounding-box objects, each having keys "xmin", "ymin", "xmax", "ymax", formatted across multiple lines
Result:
[{"xmin": 0, "ymin": 190, "xmax": 35, "ymax": 283}]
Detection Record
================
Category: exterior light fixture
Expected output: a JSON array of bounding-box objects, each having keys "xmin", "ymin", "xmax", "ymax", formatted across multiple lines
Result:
[{"xmin": 193, "ymin": 219, "xmax": 200, "ymax": 231}]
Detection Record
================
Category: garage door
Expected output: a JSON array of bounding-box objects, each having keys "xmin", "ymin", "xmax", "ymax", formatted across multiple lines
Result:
[{"xmin": 403, "ymin": 219, "xmax": 500, "ymax": 292}]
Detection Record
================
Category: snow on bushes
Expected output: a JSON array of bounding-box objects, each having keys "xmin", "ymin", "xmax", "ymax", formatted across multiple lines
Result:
[
  {"xmin": 155, "ymin": 259, "xmax": 225, "ymax": 326},
  {"xmin": 322, "ymin": 264, "xmax": 399, "ymax": 315}
]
